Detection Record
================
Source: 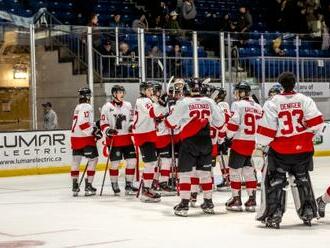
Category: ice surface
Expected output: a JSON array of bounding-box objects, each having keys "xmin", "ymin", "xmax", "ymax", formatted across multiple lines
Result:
[{"xmin": 0, "ymin": 157, "xmax": 330, "ymax": 248}]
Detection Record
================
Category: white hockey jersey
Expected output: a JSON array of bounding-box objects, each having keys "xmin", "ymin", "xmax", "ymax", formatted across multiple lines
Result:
[
  {"xmin": 71, "ymin": 103, "xmax": 96, "ymax": 150},
  {"xmin": 166, "ymin": 97, "xmax": 225, "ymax": 141},
  {"xmin": 257, "ymin": 92, "xmax": 324, "ymax": 154},
  {"xmin": 227, "ymin": 99, "xmax": 263, "ymax": 156},
  {"xmin": 154, "ymin": 103, "xmax": 171, "ymax": 149},
  {"xmin": 217, "ymin": 101, "xmax": 231, "ymax": 144},
  {"xmin": 100, "ymin": 100, "xmax": 133, "ymax": 147},
  {"xmin": 132, "ymin": 97, "xmax": 162, "ymax": 146}
]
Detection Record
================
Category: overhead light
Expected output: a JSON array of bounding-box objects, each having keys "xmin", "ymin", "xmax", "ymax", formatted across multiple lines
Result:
[{"xmin": 13, "ymin": 64, "xmax": 28, "ymax": 79}]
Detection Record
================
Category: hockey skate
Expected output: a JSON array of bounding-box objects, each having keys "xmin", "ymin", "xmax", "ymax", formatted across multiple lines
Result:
[
  {"xmin": 264, "ymin": 209, "xmax": 282, "ymax": 229},
  {"xmin": 245, "ymin": 193, "xmax": 257, "ymax": 212},
  {"xmin": 301, "ymin": 205, "xmax": 314, "ymax": 226},
  {"xmin": 225, "ymin": 196, "xmax": 243, "ymax": 211},
  {"xmin": 168, "ymin": 177, "xmax": 177, "ymax": 189},
  {"xmin": 190, "ymin": 192, "xmax": 198, "ymax": 208},
  {"xmin": 159, "ymin": 182, "xmax": 176, "ymax": 196},
  {"xmin": 72, "ymin": 178, "xmax": 80, "ymax": 197},
  {"xmin": 84, "ymin": 178, "xmax": 97, "ymax": 196},
  {"xmin": 111, "ymin": 182, "xmax": 121, "ymax": 196},
  {"xmin": 125, "ymin": 182, "xmax": 138, "ymax": 196},
  {"xmin": 174, "ymin": 199, "xmax": 190, "ymax": 217},
  {"xmin": 316, "ymin": 196, "xmax": 326, "ymax": 218},
  {"xmin": 140, "ymin": 187, "xmax": 161, "ymax": 203},
  {"xmin": 201, "ymin": 198, "xmax": 215, "ymax": 214}
]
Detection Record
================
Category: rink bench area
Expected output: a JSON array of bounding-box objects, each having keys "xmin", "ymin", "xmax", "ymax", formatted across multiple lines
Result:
[{"xmin": 1, "ymin": 126, "xmax": 330, "ymax": 177}]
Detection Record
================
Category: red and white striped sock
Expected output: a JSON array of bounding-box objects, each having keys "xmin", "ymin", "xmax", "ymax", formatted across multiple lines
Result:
[
  {"xmin": 159, "ymin": 157, "xmax": 171, "ymax": 183},
  {"xmin": 125, "ymin": 158, "xmax": 136, "ymax": 183},
  {"xmin": 198, "ymin": 170, "xmax": 213, "ymax": 199},
  {"xmin": 179, "ymin": 172, "xmax": 192, "ymax": 200},
  {"xmin": 71, "ymin": 155, "xmax": 82, "ymax": 180},
  {"xmin": 230, "ymin": 168, "xmax": 242, "ymax": 197},
  {"xmin": 87, "ymin": 157, "xmax": 97, "ymax": 183},
  {"xmin": 322, "ymin": 186, "xmax": 330, "ymax": 203},
  {"xmin": 242, "ymin": 166, "xmax": 257, "ymax": 196},
  {"xmin": 109, "ymin": 161, "xmax": 120, "ymax": 183},
  {"xmin": 143, "ymin": 162, "xmax": 155, "ymax": 188}
]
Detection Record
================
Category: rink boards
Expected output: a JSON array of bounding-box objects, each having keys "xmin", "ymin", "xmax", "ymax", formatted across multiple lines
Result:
[{"xmin": 1, "ymin": 123, "xmax": 330, "ymax": 177}]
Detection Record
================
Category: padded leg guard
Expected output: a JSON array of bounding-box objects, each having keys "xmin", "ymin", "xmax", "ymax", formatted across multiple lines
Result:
[
  {"xmin": 256, "ymin": 164, "xmax": 287, "ymax": 222},
  {"xmin": 288, "ymin": 172, "xmax": 318, "ymax": 223}
]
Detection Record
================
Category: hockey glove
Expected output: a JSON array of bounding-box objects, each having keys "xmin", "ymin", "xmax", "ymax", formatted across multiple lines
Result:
[
  {"xmin": 105, "ymin": 128, "xmax": 118, "ymax": 137},
  {"xmin": 92, "ymin": 127, "xmax": 103, "ymax": 140}
]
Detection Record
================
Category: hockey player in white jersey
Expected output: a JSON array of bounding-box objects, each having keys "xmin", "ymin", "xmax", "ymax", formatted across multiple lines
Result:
[
  {"xmin": 100, "ymin": 85, "xmax": 138, "ymax": 195},
  {"xmin": 317, "ymin": 185, "xmax": 330, "ymax": 218},
  {"xmin": 70, "ymin": 87, "xmax": 102, "ymax": 197},
  {"xmin": 152, "ymin": 82, "xmax": 177, "ymax": 195},
  {"xmin": 209, "ymin": 87, "xmax": 231, "ymax": 190},
  {"xmin": 256, "ymin": 72, "xmax": 324, "ymax": 228},
  {"xmin": 166, "ymin": 79, "xmax": 226, "ymax": 216},
  {"xmin": 225, "ymin": 82, "xmax": 263, "ymax": 212},
  {"xmin": 132, "ymin": 81, "xmax": 165, "ymax": 202}
]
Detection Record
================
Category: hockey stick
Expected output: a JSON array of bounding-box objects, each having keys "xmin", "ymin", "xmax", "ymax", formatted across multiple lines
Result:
[
  {"xmin": 100, "ymin": 142, "xmax": 112, "ymax": 196},
  {"xmin": 251, "ymin": 94, "xmax": 260, "ymax": 104},
  {"xmin": 78, "ymin": 162, "xmax": 89, "ymax": 189}
]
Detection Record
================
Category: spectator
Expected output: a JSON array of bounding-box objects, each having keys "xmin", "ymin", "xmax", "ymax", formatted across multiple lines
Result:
[
  {"xmin": 132, "ymin": 13, "xmax": 149, "ymax": 32},
  {"xmin": 151, "ymin": 15, "xmax": 163, "ymax": 29},
  {"xmin": 147, "ymin": 45, "xmax": 163, "ymax": 78},
  {"xmin": 237, "ymin": 6, "xmax": 253, "ymax": 46},
  {"xmin": 272, "ymin": 37, "xmax": 286, "ymax": 56},
  {"xmin": 110, "ymin": 13, "xmax": 125, "ymax": 28},
  {"xmin": 321, "ymin": 20, "xmax": 330, "ymax": 50},
  {"xmin": 181, "ymin": 0, "xmax": 197, "ymax": 30},
  {"xmin": 167, "ymin": 11, "xmax": 181, "ymax": 31},
  {"xmin": 220, "ymin": 13, "xmax": 236, "ymax": 32},
  {"xmin": 169, "ymin": 43, "xmax": 183, "ymax": 77},
  {"xmin": 87, "ymin": 13, "xmax": 99, "ymax": 27},
  {"xmin": 42, "ymin": 102, "xmax": 58, "ymax": 130},
  {"xmin": 99, "ymin": 40, "xmax": 115, "ymax": 76}
]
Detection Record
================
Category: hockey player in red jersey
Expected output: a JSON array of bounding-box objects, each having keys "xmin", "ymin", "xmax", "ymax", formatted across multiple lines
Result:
[
  {"xmin": 317, "ymin": 186, "xmax": 330, "ymax": 218},
  {"xmin": 100, "ymin": 85, "xmax": 138, "ymax": 196},
  {"xmin": 166, "ymin": 79, "xmax": 226, "ymax": 216},
  {"xmin": 225, "ymin": 82, "xmax": 263, "ymax": 212},
  {"xmin": 132, "ymin": 81, "xmax": 164, "ymax": 202},
  {"xmin": 256, "ymin": 72, "xmax": 324, "ymax": 228},
  {"xmin": 70, "ymin": 87, "xmax": 102, "ymax": 197}
]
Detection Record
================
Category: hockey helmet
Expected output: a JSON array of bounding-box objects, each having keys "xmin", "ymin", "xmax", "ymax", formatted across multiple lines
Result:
[
  {"xmin": 78, "ymin": 87, "xmax": 92, "ymax": 100},
  {"xmin": 268, "ymin": 83, "xmax": 283, "ymax": 97},
  {"xmin": 210, "ymin": 87, "xmax": 227, "ymax": 102},
  {"xmin": 188, "ymin": 78, "xmax": 202, "ymax": 96},
  {"xmin": 152, "ymin": 81, "xmax": 163, "ymax": 95}
]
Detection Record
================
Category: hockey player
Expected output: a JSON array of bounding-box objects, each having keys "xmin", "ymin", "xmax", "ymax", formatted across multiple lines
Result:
[
  {"xmin": 317, "ymin": 186, "xmax": 330, "ymax": 217},
  {"xmin": 166, "ymin": 79, "xmax": 226, "ymax": 216},
  {"xmin": 132, "ymin": 81, "xmax": 164, "ymax": 202},
  {"xmin": 152, "ymin": 82, "xmax": 176, "ymax": 195},
  {"xmin": 225, "ymin": 82, "xmax": 263, "ymax": 212},
  {"xmin": 210, "ymin": 87, "xmax": 231, "ymax": 190},
  {"xmin": 100, "ymin": 85, "xmax": 138, "ymax": 196},
  {"xmin": 256, "ymin": 72, "xmax": 324, "ymax": 228},
  {"xmin": 70, "ymin": 87, "xmax": 101, "ymax": 197},
  {"xmin": 268, "ymin": 83, "xmax": 283, "ymax": 98}
]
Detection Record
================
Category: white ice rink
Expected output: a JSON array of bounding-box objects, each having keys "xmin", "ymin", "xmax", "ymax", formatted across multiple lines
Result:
[{"xmin": 0, "ymin": 157, "xmax": 330, "ymax": 248}]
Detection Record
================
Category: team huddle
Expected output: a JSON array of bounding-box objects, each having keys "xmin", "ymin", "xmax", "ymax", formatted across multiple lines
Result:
[{"xmin": 69, "ymin": 71, "xmax": 330, "ymax": 229}]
